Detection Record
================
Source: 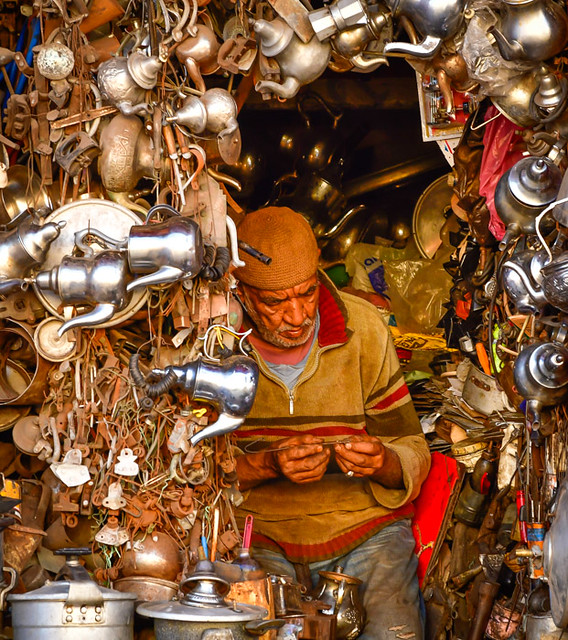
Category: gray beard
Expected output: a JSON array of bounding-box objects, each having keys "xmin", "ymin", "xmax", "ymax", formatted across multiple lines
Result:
[{"xmin": 241, "ymin": 290, "xmax": 316, "ymax": 348}]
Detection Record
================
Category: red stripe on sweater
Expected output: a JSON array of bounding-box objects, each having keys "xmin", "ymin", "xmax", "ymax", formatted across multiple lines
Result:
[
  {"xmin": 251, "ymin": 503, "xmax": 414, "ymax": 561},
  {"xmin": 318, "ymin": 284, "xmax": 348, "ymax": 347},
  {"xmin": 236, "ymin": 426, "xmax": 365, "ymax": 439},
  {"xmin": 371, "ymin": 382, "xmax": 410, "ymax": 411}
]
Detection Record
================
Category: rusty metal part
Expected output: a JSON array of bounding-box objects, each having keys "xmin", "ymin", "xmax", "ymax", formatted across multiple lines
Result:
[
  {"xmin": 0, "ymin": 321, "xmax": 52, "ymax": 406},
  {"xmin": 3, "ymin": 524, "xmax": 46, "ymax": 574},
  {"xmin": 268, "ymin": 0, "xmax": 314, "ymax": 43},
  {"xmin": 217, "ymin": 36, "xmax": 257, "ymax": 75},
  {"xmin": 54, "ymin": 131, "xmax": 100, "ymax": 176},
  {"xmin": 4, "ymin": 95, "xmax": 31, "ymax": 140},
  {"xmin": 51, "ymin": 105, "xmax": 118, "ymax": 130},
  {"xmin": 113, "ymin": 576, "xmax": 179, "ymax": 602}
]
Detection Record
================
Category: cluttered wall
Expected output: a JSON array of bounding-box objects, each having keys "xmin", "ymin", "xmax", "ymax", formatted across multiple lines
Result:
[{"xmin": 0, "ymin": 0, "xmax": 566, "ymax": 639}]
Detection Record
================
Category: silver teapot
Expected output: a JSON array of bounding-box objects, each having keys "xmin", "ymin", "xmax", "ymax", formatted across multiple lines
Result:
[
  {"xmin": 489, "ymin": 0, "xmax": 568, "ymax": 62},
  {"xmin": 169, "ymin": 88, "xmax": 239, "ymax": 140},
  {"xmin": 130, "ymin": 354, "xmax": 259, "ymax": 446},
  {"xmin": 501, "ymin": 248, "xmax": 549, "ymax": 313},
  {"xmin": 312, "ymin": 565, "xmax": 365, "ymax": 640},
  {"xmin": 0, "ymin": 217, "xmax": 63, "ymax": 295},
  {"xmin": 34, "ymin": 250, "xmax": 131, "ymax": 336},
  {"xmin": 513, "ymin": 341, "xmax": 568, "ymax": 429},
  {"xmin": 73, "ymin": 213, "xmax": 204, "ymax": 292},
  {"xmin": 96, "ymin": 56, "xmax": 151, "ymax": 116},
  {"xmin": 495, "ymin": 156, "xmax": 562, "ymax": 249},
  {"xmin": 383, "ymin": 0, "xmax": 466, "ymax": 57},
  {"xmin": 253, "ymin": 17, "xmax": 331, "ymax": 99}
]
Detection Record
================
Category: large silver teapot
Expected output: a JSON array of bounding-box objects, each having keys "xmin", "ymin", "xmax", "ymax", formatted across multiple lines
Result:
[
  {"xmin": 35, "ymin": 250, "xmax": 131, "ymax": 336},
  {"xmin": 489, "ymin": 0, "xmax": 568, "ymax": 62},
  {"xmin": 73, "ymin": 213, "xmax": 204, "ymax": 292},
  {"xmin": 0, "ymin": 217, "xmax": 63, "ymax": 295},
  {"xmin": 383, "ymin": 0, "xmax": 466, "ymax": 57},
  {"xmin": 501, "ymin": 249, "xmax": 549, "ymax": 313},
  {"xmin": 130, "ymin": 354, "xmax": 259, "ymax": 445},
  {"xmin": 513, "ymin": 341, "xmax": 568, "ymax": 429}
]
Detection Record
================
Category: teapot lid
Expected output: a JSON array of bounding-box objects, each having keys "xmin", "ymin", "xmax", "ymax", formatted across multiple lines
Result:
[
  {"xmin": 137, "ymin": 599, "xmax": 267, "ymax": 623},
  {"xmin": 508, "ymin": 157, "xmax": 562, "ymax": 207}
]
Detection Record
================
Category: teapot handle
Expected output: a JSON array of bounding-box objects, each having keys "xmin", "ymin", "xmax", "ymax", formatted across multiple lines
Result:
[{"xmin": 297, "ymin": 92, "xmax": 343, "ymax": 130}]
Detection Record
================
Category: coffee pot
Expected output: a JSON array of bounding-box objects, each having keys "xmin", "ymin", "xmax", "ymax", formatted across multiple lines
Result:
[
  {"xmin": 501, "ymin": 249, "xmax": 549, "ymax": 313},
  {"xmin": 489, "ymin": 0, "xmax": 568, "ymax": 62},
  {"xmin": 0, "ymin": 217, "xmax": 64, "ymax": 295},
  {"xmin": 129, "ymin": 354, "xmax": 259, "ymax": 445},
  {"xmin": 513, "ymin": 341, "xmax": 568, "ymax": 429},
  {"xmin": 175, "ymin": 23, "xmax": 221, "ymax": 94},
  {"xmin": 383, "ymin": 0, "xmax": 466, "ymax": 58},
  {"xmin": 494, "ymin": 156, "xmax": 562, "ymax": 249},
  {"xmin": 252, "ymin": 17, "xmax": 331, "ymax": 99},
  {"xmin": 312, "ymin": 565, "xmax": 365, "ymax": 639},
  {"xmin": 168, "ymin": 88, "xmax": 239, "ymax": 141},
  {"xmin": 34, "ymin": 250, "xmax": 132, "ymax": 336},
  {"xmin": 72, "ymin": 213, "xmax": 204, "ymax": 292},
  {"xmin": 96, "ymin": 55, "xmax": 151, "ymax": 116}
]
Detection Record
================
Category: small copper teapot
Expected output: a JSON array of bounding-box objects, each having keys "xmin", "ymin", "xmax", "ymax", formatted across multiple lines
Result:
[{"xmin": 312, "ymin": 565, "xmax": 365, "ymax": 639}]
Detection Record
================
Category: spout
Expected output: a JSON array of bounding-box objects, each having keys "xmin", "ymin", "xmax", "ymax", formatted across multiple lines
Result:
[
  {"xmin": 58, "ymin": 303, "xmax": 117, "ymax": 336},
  {"xmin": 383, "ymin": 34, "xmax": 441, "ymax": 58},
  {"xmin": 117, "ymin": 101, "xmax": 151, "ymax": 117},
  {"xmin": 127, "ymin": 265, "xmax": 186, "ymax": 292},
  {"xmin": 488, "ymin": 26, "xmax": 524, "ymax": 62},
  {"xmin": 190, "ymin": 413, "xmax": 244, "ymax": 446},
  {"xmin": 526, "ymin": 398, "xmax": 543, "ymax": 431},
  {"xmin": 502, "ymin": 261, "xmax": 546, "ymax": 303},
  {"xmin": 255, "ymin": 77, "xmax": 302, "ymax": 100},
  {"xmin": 0, "ymin": 278, "xmax": 26, "ymax": 295},
  {"xmin": 350, "ymin": 52, "xmax": 388, "ymax": 72},
  {"xmin": 499, "ymin": 224, "xmax": 522, "ymax": 251},
  {"xmin": 320, "ymin": 205, "xmax": 367, "ymax": 240}
]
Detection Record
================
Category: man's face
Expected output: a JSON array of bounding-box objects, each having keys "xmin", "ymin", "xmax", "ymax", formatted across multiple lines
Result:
[{"xmin": 239, "ymin": 274, "xmax": 319, "ymax": 349}]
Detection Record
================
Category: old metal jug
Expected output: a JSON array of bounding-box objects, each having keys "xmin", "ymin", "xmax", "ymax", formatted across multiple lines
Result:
[
  {"xmin": 494, "ymin": 156, "xmax": 562, "ymax": 249},
  {"xmin": 253, "ymin": 17, "xmax": 331, "ymax": 99},
  {"xmin": 129, "ymin": 354, "xmax": 259, "ymax": 445},
  {"xmin": 383, "ymin": 0, "xmax": 466, "ymax": 57},
  {"xmin": 489, "ymin": 0, "xmax": 568, "ymax": 62},
  {"xmin": 175, "ymin": 23, "xmax": 221, "ymax": 94},
  {"xmin": 169, "ymin": 88, "xmax": 239, "ymax": 140},
  {"xmin": 0, "ymin": 217, "xmax": 64, "ymax": 295},
  {"xmin": 96, "ymin": 56, "xmax": 150, "ymax": 116},
  {"xmin": 513, "ymin": 341, "xmax": 568, "ymax": 429},
  {"xmin": 8, "ymin": 548, "xmax": 136, "ymax": 639},
  {"xmin": 34, "ymin": 250, "xmax": 131, "ymax": 336},
  {"xmin": 72, "ymin": 212, "xmax": 204, "ymax": 292},
  {"xmin": 501, "ymin": 248, "xmax": 549, "ymax": 313},
  {"xmin": 312, "ymin": 565, "xmax": 365, "ymax": 639}
]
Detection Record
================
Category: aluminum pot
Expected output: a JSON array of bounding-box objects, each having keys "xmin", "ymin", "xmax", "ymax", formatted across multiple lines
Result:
[
  {"xmin": 8, "ymin": 548, "xmax": 137, "ymax": 639},
  {"xmin": 137, "ymin": 560, "xmax": 283, "ymax": 640}
]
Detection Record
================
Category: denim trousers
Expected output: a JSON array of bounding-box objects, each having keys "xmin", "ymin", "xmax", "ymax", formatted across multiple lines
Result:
[{"xmin": 252, "ymin": 518, "xmax": 423, "ymax": 640}]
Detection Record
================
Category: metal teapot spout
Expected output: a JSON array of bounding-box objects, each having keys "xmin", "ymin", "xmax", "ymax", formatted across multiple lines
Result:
[
  {"xmin": 58, "ymin": 303, "xmax": 117, "ymax": 336},
  {"xmin": 190, "ymin": 413, "xmax": 244, "ymax": 446},
  {"xmin": 127, "ymin": 265, "xmax": 186, "ymax": 292},
  {"xmin": 488, "ymin": 26, "xmax": 524, "ymax": 61},
  {"xmin": 384, "ymin": 34, "xmax": 442, "ymax": 58}
]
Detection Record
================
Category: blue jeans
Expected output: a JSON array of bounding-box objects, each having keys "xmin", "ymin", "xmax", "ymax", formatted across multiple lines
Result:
[{"xmin": 252, "ymin": 519, "xmax": 423, "ymax": 640}]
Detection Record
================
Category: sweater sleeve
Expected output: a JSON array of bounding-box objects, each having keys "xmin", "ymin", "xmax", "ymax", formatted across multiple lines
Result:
[{"xmin": 354, "ymin": 299, "xmax": 431, "ymax": 508}]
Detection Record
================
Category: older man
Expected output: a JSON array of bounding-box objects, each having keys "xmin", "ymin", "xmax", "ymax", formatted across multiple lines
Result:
[{"xmin": 233, "ymin": 207, "xmax": 430, "ymax": 640}]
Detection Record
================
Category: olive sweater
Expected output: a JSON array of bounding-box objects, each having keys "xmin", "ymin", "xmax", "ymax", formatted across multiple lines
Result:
[{"xmin": 234, "ymin": 275, "xmax": 431, "ymax": 563}]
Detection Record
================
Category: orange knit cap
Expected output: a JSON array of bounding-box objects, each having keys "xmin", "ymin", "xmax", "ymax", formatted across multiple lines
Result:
[{"xmin": 234, "ymin": 207, "xmax": 319, "ymax": 291}]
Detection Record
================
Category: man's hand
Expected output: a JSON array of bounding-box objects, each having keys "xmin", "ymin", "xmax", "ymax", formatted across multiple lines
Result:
[
  {"xmin": 335, "ymin": 434, "xmax": 404, "ymax": 489},
  {"xmin": 273, "ymin": 434, "xmax": 330, "ymax": 484}
]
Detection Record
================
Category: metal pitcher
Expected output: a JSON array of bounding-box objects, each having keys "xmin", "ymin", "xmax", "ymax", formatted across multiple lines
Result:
[
  {"xmin": 489, "ymin": 0, "xmax": 568, "ymax": 62},
  {"xmin": 312, "ymin": 566, "xmax": 365, "ymax": 639}
]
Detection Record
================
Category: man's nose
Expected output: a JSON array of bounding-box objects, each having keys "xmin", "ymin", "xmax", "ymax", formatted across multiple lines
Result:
[{"xmin": 284, "ymin": 298, "xmax": 306, "ymax": 326}]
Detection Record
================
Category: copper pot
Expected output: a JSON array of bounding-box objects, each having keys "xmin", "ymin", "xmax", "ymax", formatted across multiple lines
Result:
[{"xmin": 121, "ymin": 531, "xmax": 183, "ymax": 582}]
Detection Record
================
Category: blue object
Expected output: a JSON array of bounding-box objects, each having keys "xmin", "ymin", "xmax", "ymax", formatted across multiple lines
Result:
[{"xmin": 201, "ymin": 535, "xmax": 209, "ymax": 559}]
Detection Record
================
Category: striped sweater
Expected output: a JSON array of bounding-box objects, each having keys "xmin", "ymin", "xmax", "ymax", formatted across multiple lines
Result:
[{"xmin": 234, "ymin": 274, "xmax": 431, "ymax": 563}]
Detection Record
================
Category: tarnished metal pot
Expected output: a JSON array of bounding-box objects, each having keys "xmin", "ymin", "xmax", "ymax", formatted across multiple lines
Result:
[{"xmin": 8, "ymin": 550, "xmax": 137, "ymax": 639}]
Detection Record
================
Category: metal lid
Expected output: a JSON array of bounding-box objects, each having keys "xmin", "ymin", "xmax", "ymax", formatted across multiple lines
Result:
[
  {"xmin": 137, "ymin": 599, "xmax": 267, "ymax": 622},
  {"xmin": 508, "ymin": 157, "xmax": 562, "ymax": 207},
  {"xmin": 8, "ymin": 578, "xmax": 137, "ymax": 602}
]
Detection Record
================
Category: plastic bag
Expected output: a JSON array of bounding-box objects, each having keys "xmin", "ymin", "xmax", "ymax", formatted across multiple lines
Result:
[
  {"xmin": 460, "ymin": 7, "xmax": 534, "ymax": 99},
  {"xmin": 382, "ymin": 255, "xmax": 452, "ymax": 334}
]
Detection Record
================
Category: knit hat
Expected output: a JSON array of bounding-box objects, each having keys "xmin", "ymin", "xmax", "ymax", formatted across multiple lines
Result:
[{"xmin": 234, "ymin": 207, "xmax": 319, "ymax": 290}]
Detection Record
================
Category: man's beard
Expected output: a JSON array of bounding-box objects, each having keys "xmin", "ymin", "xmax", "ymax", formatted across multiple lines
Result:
[{"xmin": 241, "ymin": 290, "xmax": 316, "ymax": 348}]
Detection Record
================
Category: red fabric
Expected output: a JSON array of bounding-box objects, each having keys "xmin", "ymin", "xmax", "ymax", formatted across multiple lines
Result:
[
  {"xmin": 237, "ymin": 425, "xmax": 367, "ymax": 439},
  {"xmin": 411, "ymin": 452, "xmax": 460, "ymax": 586},
  {"xmin": 478, "ymin": 106, "xmax": 526, "ymax": 241},
  {"xmin": 371, "ymin": 383, "xmax": 410, "ymax": 411},
  {"xmin": 318, "ymin": 284, "xmax": 349, "ymax": 347}
]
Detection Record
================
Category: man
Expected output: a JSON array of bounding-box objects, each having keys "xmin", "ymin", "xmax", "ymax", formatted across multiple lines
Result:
[{"xmin": 233, "ymin": 206, "xmax": 431, "ymax": 640}]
